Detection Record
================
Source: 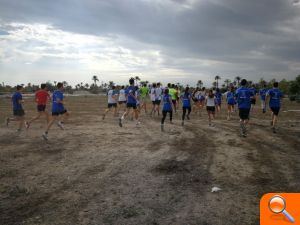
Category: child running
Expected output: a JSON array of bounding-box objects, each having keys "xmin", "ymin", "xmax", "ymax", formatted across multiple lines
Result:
[
  {"xmin": 259, "ymin": 84, "xmax": 268, "ymax": 113},
  {"xmin": 139, "ymin": 83, "xmax": 149, "ymax": 113},
  {"xmin": 265, "ymin": 82, "xmax": 283, "ymax": 133},
  {"xmin": 102, "ymin": 85, "xmax": 118, "ymax": 120},
  {"xmin": 205, "ymin": 89, "xmax": 216, "ymax": 126},
  {"xmin": 42, "ymin": 82, "xmax": 70, "ymax": 140},
  {"xmin": 119, "ymin": 78, "xmax": 140, "ymax": 127},
  {"xmin": 25, "ymin": 83, "xmax": 51, "ymax": 129},
  {"xmin": 235, "ymin": 79, "xmax": 253, "ymax": 137},
  {"xmin": 161, "ymin": 88, "xmax": 173, "ymax": 132},
  {"xmin": 226, "ymin": 86, "xmax": 236, "ymax": 120},
  {"xmin": 6, "ymin": 85, "xmax": 26, "ymax": 132},
  {"xmin": 215, "ymin": 88, "xmax": 222, "ymax": 113},
  {"xmin": 118, "ymin": 86, "xmax": 127, "ymax": 113},
  {"xmin": 181, "ymin": 87, "xmax": 192, "ymax": 126}
]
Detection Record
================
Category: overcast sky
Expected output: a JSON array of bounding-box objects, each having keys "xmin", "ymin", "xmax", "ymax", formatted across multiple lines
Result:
[{"xmin": 0, "ymin": 0, "xmax": 300, "ymax": 86}]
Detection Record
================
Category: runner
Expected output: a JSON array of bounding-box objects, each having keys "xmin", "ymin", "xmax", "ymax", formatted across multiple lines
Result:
[
  {"xmin": 42, "ymin": 82, "xmax": 70, "ymax": 140},
  {"xmin": 205, "ymin": 89, "xmax": 216, "ymax": 126},
  {"xmin": 181, "ymin": 87, "xmax": 192, "ymax": 126},
  {"xmin": 25, "ymin": 83, "xmax": 51, "ymax": 129},
  {"xmin": 6, "ymin": 85, "xmax": 26, "ymax": 132},
  {"xmin": 154, "ymin": 83, "xmax": 163, "ymax": 116},
  {"xmin": 259, "ymin": 84, "xmax": 268, "ymax": 113},
  {"xmin": 226, "ymin": 86, "xmax": 236, "ymax": 120},
  {"xmin": 265, "ymin": 82, "xmax": 283, "ymax": 133},
  {"xmin": 249, "ymin": 84, "xmax": 257, "ymax": 113},
  {"xmin": 119, "ymin": 78, "xmax": 140, "ymax": 127},
  {"xmin": 235, "ymin": 79, "xmax": 253, "ymax": 137},
  {"xmin": 215, "ymin": 88, "xmax": 222, "ymax": 113},
  {"xmin": 102, "ymin": 85, "xmax": 118, "ymax": 120},
  {"xmin": 150, "ymin": 83, "xmax": 158, "ymax": 116},
  {"xmin": 161, "ymin": 88, "xmax": 173, "ymax": 132},
  {"xmin": 175, "ymin": 85, "xmax": 180, "ymax": 111},
  {"xmin": 118, "ymin": 86, "xmax": 127, "ymax": 113},
  {"xmin": 199, "ymin": 87, "xmax": 206, "ymax": 109},
  {"xmin": 140, "ymin": 83, "xmax": 149, "ymax": 113},
  {"xmin": 169, "ymin": 84, "xmax": 177, "ymax": 113}
]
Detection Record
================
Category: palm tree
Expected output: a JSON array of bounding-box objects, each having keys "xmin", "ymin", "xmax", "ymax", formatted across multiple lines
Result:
[
  {"xmin": 92, "ymin": 75, "xmax": 99, "ymax": 86},
  {"xmin": 235, "ymin": 76, "xmax": 241, "ymax": 87},
  {"xmin": 224, "ymin": 79, "xmax": 231, "ymax": 88},
  {"xmin": 108, "ymin": 81, "xmax": 115, "ymax": 88},
  {"xmin": 134, "ymin": 76, "xmax": 141, "ymax": 85},
  {"xmin": 214, "ymin": 75, "xmax": 221, "ymax": 88},
  {"xmin": 85, "ymin": 83, "xmax": 89, "ymax": 89},
  {"xmin": 197, "ymin": 80, "xmax": 203, "ymax": 88},
  {"xmin": 212, "ymin": 81, "xmax": 217, "ymax": 88}
]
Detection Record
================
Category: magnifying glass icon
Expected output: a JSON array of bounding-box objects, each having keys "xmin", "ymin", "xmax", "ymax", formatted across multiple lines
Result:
[{"xmin": 268, "ymin": 195, "xmax": 295, "ymax": 223}]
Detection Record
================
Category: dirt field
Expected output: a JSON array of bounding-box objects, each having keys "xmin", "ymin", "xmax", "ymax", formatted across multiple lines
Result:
[{"xmin": 1, "ymin": 95, "xmax": 300, "ymax": 225}]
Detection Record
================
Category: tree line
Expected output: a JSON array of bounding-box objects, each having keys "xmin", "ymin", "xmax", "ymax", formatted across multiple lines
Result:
[{"xmin": 1, "ymin": 75, "xmax": 299, "ymax": 98}]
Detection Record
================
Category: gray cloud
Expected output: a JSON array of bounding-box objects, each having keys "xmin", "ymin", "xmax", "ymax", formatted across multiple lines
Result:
[{"xmin": 0, "ymin": 0, "xmax": 299, "ymax": 85}]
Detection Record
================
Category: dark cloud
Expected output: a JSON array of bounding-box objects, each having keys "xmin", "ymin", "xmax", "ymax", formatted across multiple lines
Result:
[{"xmin": 0, "ymin": 0, "xmax": 299, "ymax": 82}]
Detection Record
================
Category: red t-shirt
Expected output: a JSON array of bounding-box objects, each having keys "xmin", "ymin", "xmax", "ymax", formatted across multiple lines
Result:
[{"xmin": 35, "ymin": 90, "xmax": 50, "ymax": 105}]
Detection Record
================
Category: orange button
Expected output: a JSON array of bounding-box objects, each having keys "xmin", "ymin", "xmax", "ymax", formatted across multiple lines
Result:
[{"xmin": 261, "ymin": 193, "xmax": 300, "ymax": 225}]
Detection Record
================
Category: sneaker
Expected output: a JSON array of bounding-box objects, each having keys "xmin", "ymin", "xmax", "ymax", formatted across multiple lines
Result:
[
  {"xmin": 263, "ymin": 109, "xmax": 266, "ymax": 114},
  {"xmin": 102, "ymin": 114, "xmax": 106, "ymax": 120},
  {"xmin": 136, "ymin": 121, "xmax": 141, "ymax": 126},
  {"xmin": 272, "ymin": 127, "xmax": 277, "ymax": 133},
  {"xmin": 187, "ymin": 115, "xmax": 190, "ymax": 120},
  {"xmin": 161, "ymin": 124, "xmax": 164, "ymax": 132},
  {"xmin": 42, "ymin": 132, "xmax": 48, "ymax": 141},
  {"xmin": 57, "ymin": 121, "xmax": 65, "ymax": 130},
  {"xmin": 6, "ymin": 118, "xmax": 10, "ymax": 127},
  {"xmin": 118, "ymin": 118, "xmax": 123, "ymax": 127},
  {"xmin": 25, "ymin": 121, "xmax": 30, "ymax": 129}
]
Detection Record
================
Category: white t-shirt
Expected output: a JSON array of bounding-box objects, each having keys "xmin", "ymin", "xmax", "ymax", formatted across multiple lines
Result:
[
  {"xmin": 108, "ymin": 90, "xmax": 118, "ymax": 104},
  {"xmin": 155, "ymin": 87, "xmax": 163, "ymax": 100},
  {"xmin": 150, "ymin": 88, "xmax": 156, "ymax": 101},
  {"xmin": 118, "ymin": 89, "xmax": 126, "ymax": 102},
  {"xmin": 206, "ymin": 96, "xmax": 216, "ymax": 107}
]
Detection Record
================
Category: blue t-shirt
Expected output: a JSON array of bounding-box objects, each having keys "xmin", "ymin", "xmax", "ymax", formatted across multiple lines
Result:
[
  {"xmin": 126, "ymin": 86, "xmax": 137, "ymax": 104},
  {"xmin": 267, "ymin": 88, "xmax": 283, "ymax": 108},
  {"xmin": 162, "ymin": 94, "xmax": 172, "ymax": 111},
  {"xmin": 181, "ymin": 93, "xmax": 191, "ymax": 108},
  {"xmin": 226, "ymin": 91, "xmax": 236, "ymax": 105},
  {"xmin": 215, "ymin": 92, "xmax": 222, "ymax": 104},
  {"xmin": 259, "ymin": 88, "xmax": 268, "ymax": 101},
  {"xmin": 12, "ymin": 92, "xmax": 23, "ymax": 110},
  {"xmin": 52, "ymin": 90, "xmax": 65, "ymax": 112},
  {"xmin": 249, "ymin": 87, "xmax": 257, "ymax": 96},
  {"xmin": 235, "ymin": 87, "xmax": 253, "ymax": 109}
]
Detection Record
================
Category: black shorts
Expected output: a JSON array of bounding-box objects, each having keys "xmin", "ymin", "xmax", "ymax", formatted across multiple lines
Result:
[
  {"xmin": 108, "ymin": 103, "xmax": 117, "ymax": 108},
  {"xmin": 118, "ymin": 101, "xmax": 126, "ymax": 105},
  {"xmin": 239, "ymin": 108, "xmax": 250, "ymax": 120},
  {"xmin": 126, "ymin": 103, "xmax": 137, "ymax": 109},
  {"xmin": 37, "ymin": 105, "xmax": 46, "ymax": 112},
  {"xmin": 183, "ymin": 106, "xmax": 191, "ymax": 111},
  {"xmin": 270, "ymin": 107, "xmax": 280, "ymax": 116},
  {"xmin": 251, "ymin": 98, "xmax": 256, "ymax": 105},
  {"xmin": 154, "ymin": 100, "xmax": 161, "ymax": 105},
  {"xmin": 172, "ymin": 100, "xmax": 177, "ymax": 105},
  {"xmin": 13, "ymin": 109, "xmax": 25, "ymax": 117},
  {"xmin": 206, "ymin": 106, "xmax": 215, "ymax": 113},
  {"xmin": 52, "ymin": 109, "xmax": 67, "ymax": 116}
]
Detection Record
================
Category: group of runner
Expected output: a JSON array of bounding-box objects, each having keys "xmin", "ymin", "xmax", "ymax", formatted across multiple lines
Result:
[
  {"xmin": 5, "ymin": 78, "xmax": 283, "ymax": 139},
  {"xmin": 6, "ymin": 82, "xmax": 69, "ymax": 140}
]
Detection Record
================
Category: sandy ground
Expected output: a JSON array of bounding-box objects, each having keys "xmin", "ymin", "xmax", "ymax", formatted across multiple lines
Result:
[{"xmin": 0, "ymin": 95, "xmax": 300, "ymax": 225}]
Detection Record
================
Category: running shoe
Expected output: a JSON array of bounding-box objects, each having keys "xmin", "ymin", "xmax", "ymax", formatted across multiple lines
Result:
[
  {"xmin": 42, "ymin": 132, "xmax": 48, "ymax": 141},
  {"xmin": 25, "ymin": 121, "xmax": 30, "ymax": 129},
  {"xmin": 57, "ymin": 121, "xmax": 65, "ymax": 130}
]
